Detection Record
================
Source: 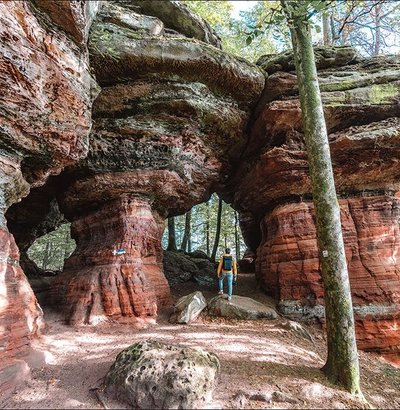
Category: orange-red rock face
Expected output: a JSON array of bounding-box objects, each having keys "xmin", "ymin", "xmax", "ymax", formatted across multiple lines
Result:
[
  {"xmin": 0, "ymin": 0, "xmax": 94, "ymax": 393},
  {"xmin": 0, "ymin": 229, "xmax": 43, "ymax": 391},
  {"xmin": 52, "ymin": 197, "xmax": 171, "ymax": 325},
  {"xmin": 258, "ymin": 195, "xmax": 400, "ymax": 352}
]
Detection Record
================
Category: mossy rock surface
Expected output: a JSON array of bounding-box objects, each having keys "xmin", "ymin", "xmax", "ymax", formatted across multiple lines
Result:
[{"xmin": 104, "ymin": 340, "xmax": 220, "ymax": 409}]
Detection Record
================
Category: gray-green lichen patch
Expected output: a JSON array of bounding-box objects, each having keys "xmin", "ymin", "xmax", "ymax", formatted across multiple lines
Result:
[{"xmin": 104, "ymin": 340, "xmax": 220, "ymax": 409}]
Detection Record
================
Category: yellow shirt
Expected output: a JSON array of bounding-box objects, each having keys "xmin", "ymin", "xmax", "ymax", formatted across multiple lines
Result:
[{"xmin": 217, "ymin": 254, "xmax": 237, "ymax": 276}]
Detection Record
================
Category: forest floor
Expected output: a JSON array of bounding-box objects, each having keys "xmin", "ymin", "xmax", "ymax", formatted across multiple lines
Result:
[{"xmin": 1, "ymin": 274, "xmax": 399, "ymax": 409}]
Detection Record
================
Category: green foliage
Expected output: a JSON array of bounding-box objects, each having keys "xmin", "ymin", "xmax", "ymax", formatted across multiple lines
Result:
[
  {"xmin": 183, "ymin": 0, "xmax": 276, "ymax": 61},
  {"xmin": 162, "ymin": 194, "xmax": 246, "ymax": 260},
  {"xmin": 28, "ymin": 223, "xmax": 76, "ymax": 271}
]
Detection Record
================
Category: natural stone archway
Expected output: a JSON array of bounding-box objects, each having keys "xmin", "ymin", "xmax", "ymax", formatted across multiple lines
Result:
[
  {"xmin": 47, "ymin": 1, "xmax": 264, "ymax": 325},
  {"xmin": 52, "ymin": 196, "xmax": 170, "ymax": 325}
]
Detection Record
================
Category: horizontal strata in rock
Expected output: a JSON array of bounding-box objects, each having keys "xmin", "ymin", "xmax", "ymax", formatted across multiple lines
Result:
[
  {"xmin": 234, "ymin": 117, "xmax": 400, "ymax": 214},
  {"xmin": 0, "ymin": 1, "xmax": 92, "ymax": 189},
  {"xmin": 258, "ymin": 195, "xmax": 400, "ymax": 352},
  {"xmin": 89, "ymin": 18, "xmax": 264, "ymax": 106},
  {"xmin": 60, "ymin": 78, "xmax": 248, "ymax": 217},
  {"xmin": 51, "ymin": 197, "xmax": 171, "ymax": 325},
  {"xmin": 256, "ymin": 46, "xmax": 359, "ymax": 74},
  {"xmin": 250, "ymin": 55, "xmax": 400, "ymax": 149}
]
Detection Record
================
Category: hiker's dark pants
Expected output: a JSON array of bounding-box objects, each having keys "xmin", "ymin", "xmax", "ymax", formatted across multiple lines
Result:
[{"xmin": 219, "ymin": 272, "xmax": 233, "ymax": 297}]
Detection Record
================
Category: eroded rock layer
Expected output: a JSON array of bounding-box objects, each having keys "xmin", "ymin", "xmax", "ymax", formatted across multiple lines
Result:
[
  {"xmin": 51, "ymin": 197, "xmax": 170, "ymax": 325},
  {"xmin": 257, "ymin": 195, "xmax": 400, "ymax": 352},
  {"xmin": 232, "ymin": 48, "xmax": 400, "ymax": 353},
  {"xmin": 0, "ymin": 0, "xmax": 95, "ymax": 392}
]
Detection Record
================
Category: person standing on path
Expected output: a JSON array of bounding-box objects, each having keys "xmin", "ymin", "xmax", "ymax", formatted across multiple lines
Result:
[{"xmin": 217, "ymin": 248, "xmax": 237, "ymax": 301}]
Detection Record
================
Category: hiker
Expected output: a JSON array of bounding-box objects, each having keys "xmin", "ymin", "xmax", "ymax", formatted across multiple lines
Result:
[{"xmin": 217, "ymin": 248, "xmax": 237, "ymax": 301}]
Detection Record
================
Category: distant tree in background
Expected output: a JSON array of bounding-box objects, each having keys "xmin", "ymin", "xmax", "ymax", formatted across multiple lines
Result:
[
  {"xmin": 167, "ymin": 217, "xmax": 178, "ymax": 251},
  {"xmin": 321, "ymin": 0, "xmax": 400, "ymax": 55},
  {"xmin": 183, "ymin": 0, "xmax": 276, "ymax": 61},
  {"xmin": 180, "ymin": 210, "xmax": 192, "ymax": 252},
  {"xmin": 28, "ymin": 223, "xmax": 75, "ymax": 271},
  {"xmin": 211, "ymin": 197, "xmax": 223, "ymax": 261}
]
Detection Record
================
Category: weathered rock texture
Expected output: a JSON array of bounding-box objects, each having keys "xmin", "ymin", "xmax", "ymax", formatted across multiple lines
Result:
[
  {"xmin": 207, "ymin": 295, "xmax": 278, "ymax": 320},
  {"xmin": 0, "ymin": 0, "xmax": 95, "ymax": 393},
  {"xmin": 52, "ymin": 197, "xmax": 170, "ymax": 325},
  {"xmin": 2, "ymin": 2, "xmax": 400, "ymax": 392},
  {"xmin": 49, "ymin": 1, "xmax": 264, "ymax": 325},
  {"xmin": 232, "ymin": 48, "xmax": 400, "ymax": 353},
  {"xmin": 170, "ymin": 291, "xmax": 207, "ymax": 324},
  {"xmin": 104, "ymin": 340, "xmax": 220, "ymax": 409},
  {"xmin": 258, "ymin": 195, "xmax": 400, "ymax": 352}
]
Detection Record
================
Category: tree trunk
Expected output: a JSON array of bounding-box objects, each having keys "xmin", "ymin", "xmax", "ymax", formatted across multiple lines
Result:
[
  {"xmin": 281, "ymin": 1, "xmax": 362, "ymax": 395},
  {"xmin": 180, "ymin": 210, "xmax": 191, "ymax": 252},
  {"xmin": 330, "ymin": 14, "xmax": 337, "ymax": 44},
  {"xmin": 167, "ymin": 217, "xmax": 177, "ymax": 251},
  {"xmin": 211, "ymin": 198, "xmax": 223, "ymax": 261},
  {"xmin": 42, "ymin": 240, "xmax": 51, "ymax": 270},
  {"xmin": 322, "ymin": 14, "xmax": 331, "ymax": 45},
  {"xmin": 206, "ymin": 202, "xmax": 210, "ymax": 257},
  {"xmin": 235, "ymin": 211, "xmax": 240, "ymax": 259},
  {"xmin": 374, "ymin": 4, "xmax": 381, "ymax": 56}
]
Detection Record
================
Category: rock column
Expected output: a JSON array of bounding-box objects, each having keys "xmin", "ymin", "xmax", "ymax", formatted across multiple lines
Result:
[{"xmin": 52, "ymin": 196, "xmax": 171, "ymax": 325}]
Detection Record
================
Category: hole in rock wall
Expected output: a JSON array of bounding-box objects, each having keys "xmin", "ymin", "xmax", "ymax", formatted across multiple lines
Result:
[
  {"xmin": 26, "ymin": 223, "xmax": 76, "ymax": 307},
  {"xmin": 27, "ymin": 223, "xmax": 76, "ymax": 273},
  {"xmin": 161, "ymin": 194, "xmax": 252, "ymax": 289}
]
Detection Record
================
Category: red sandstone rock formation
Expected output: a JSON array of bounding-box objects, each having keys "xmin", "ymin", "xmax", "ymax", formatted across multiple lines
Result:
[
  {"xmin": 231, "ymin": 49, "xmax": 400, "ymax": 353},
  {"xmin": 52, "ymin": 197, "xmax": 170, "ymax": 325},
  {"xmin": 257, "ymin": 195, "xmax": 400, "ymax": 352},
  {"xmin": 0, "ymin": 0, "xmax": 95, "ymax": 393},
  {"xmin": 47, "ymin": 2, "xmax": 264, "ymax": 325}
]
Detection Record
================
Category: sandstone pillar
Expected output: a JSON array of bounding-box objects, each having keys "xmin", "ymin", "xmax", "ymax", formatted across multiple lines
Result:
[{"xmin": 52, "ymin": 196, "xmax": 171, "ymax": 325}]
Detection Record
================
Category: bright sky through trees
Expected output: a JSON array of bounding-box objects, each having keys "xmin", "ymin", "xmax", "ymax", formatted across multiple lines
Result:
[{"xmin": 230, "ymin": 0, "xmax": 258, "ymax": 18}]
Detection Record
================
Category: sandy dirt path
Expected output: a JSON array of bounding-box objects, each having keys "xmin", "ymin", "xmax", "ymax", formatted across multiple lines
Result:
[{"xmin": 1, "ymin": 274, "xmax": 399, "ymax": 409}]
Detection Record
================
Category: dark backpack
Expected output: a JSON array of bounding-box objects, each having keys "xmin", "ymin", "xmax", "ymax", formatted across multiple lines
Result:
[{"xmin": 223, "ymin": 255, "xmax": 233, "ymax": 270}]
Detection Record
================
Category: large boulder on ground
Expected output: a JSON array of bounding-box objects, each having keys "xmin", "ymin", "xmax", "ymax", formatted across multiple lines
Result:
[
  {"xmin": 163, "ymin": 251, "xmax": 216, "ymax": 287},
  {"xmin": 104, "ymin": 340, "xmax": 220, "ymax": 409},
  {"xmin": 170, "ymin": 291, "xmax": 207, "ymax": 324},
  {"xmin": 207, "ymin": 295, "xmax": 278, "ymax": 320}
]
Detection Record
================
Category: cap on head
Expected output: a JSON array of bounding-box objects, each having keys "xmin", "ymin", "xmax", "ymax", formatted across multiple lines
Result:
[{"xmin": 225, "ymin": 248, "xmax": 231, "ymax": 254}]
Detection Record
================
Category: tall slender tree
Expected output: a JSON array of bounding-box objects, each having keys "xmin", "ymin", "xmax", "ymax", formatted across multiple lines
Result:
[
  {"xmin": 180, "ymin": 210, "xmax": 192, "ymax": 252},
  {"xmin": 205, "ymin": 201, "xmax": 210, "ymax": 256},
  {"xmin": 167, "ymin": 217, "xmax": 177, "ymax": 251},
  {"xmin": 281, "ymin": 0, "xmax": 362, "ymax": 395},
  {"xmin": 235, "ymin": 211, "xmax": 240, "ymax": 260},
  {"xmin": 211, "ymin": 197, "xmax": 223, "ymax": 261}
]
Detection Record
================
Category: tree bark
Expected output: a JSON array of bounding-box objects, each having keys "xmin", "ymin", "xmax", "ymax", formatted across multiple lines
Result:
[
  {"xmin": 206, "ymin": 201, "xmax": 210, "ymax": 257},
  {"xmin": 281, "ymin": 1, "xmax": 362, "ymax": 395},
  {"xmin": 374, "ymin": 4, "xmax": 381, "ymax": 56},
  {"xmin": 167, "ymin": 217, "xmax": 177, "ymax": 251},
  {"xmin": 322, "ymin": 13, "xmax": 331, "ymax": 45},
  {"xmin": 211, "ymin": 198, "xmax": 223, "ymax": 261},
  {"xmin": 180, "ymin": 210, "xmax": 191, "ymax": 252},
  {"xmin": 235, "ymin": 211, "xmax": 240, "ymax": 259}
]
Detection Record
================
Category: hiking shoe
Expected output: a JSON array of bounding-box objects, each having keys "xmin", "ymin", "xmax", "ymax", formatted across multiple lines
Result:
[
  {"xmin": 227, "ymin": 296, "xmax": 232, "ymax": 301},
  {"xmin": 218, "ymin": 290, "xmax": 223, "ymax": 295}
]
